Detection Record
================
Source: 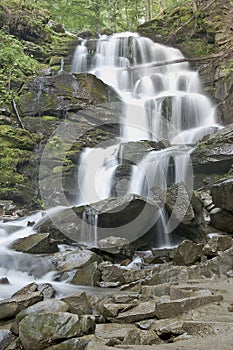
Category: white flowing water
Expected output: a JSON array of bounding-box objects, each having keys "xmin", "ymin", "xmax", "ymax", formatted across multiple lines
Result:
[
  {"xmin": 71, "ymin": 32, "xmax": 220, "ymax": 245},
  {"xmin": 0, "ymin": 32, "xmax": 220, "ymax": 298}
]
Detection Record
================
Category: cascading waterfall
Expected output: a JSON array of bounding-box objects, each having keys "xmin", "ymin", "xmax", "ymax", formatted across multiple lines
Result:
[
  {"xmin": 71, "ymin": 32, "xmax": 220, "ymax": 245},
  {"xmin": 76, "ymin": 144, "xmax": 120, "ymax": 205},
  {"xmin": 0, "ymin": 32, "xmax": 221, "ymax": 299}
]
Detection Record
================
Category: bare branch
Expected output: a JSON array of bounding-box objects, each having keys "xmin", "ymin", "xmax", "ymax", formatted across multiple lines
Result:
[{"xmin": 126, "ymin": 53, "xmax": 223, "ymax": 70}]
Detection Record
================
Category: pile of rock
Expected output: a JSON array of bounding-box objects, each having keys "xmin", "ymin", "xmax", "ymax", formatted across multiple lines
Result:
[{"xmin": 1, "ymin": 233, "xmax": 233, "ymax": 349}]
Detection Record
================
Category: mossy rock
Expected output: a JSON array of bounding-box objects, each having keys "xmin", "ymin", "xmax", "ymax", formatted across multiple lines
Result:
[
  {"xmin": 0, "ymin": 125, "xmax": 37, "ymax": 150},
  {"xmin": 0, "ymin": 126, "xmax": 39, "ymax": 208},
  {"xmin": 19, "ymin": 72, "xmax": 120, "ymax": 117}
]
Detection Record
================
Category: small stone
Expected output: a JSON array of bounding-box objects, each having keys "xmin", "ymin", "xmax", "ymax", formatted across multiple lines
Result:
[
  {"xmin": 173, "ymin": 332, "xmax": 192, "ymax": 342},
  {"xmin": 0, "ymin": 277, "xmax": 10, "ymax": 284}
]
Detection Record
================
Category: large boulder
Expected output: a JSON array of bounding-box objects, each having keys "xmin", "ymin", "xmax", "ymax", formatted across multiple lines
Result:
[
  {"xmin": 209, "ymin": 207, "xmax": 233, "ymax": 233},
  {"xmin": 164, "ymin": 183, "xmax": 206, "ymax": 243},
  {"xmin": 191, "ymin": 124, "xmax": 233, "ymax": 182},
  {"xmin": 203, "ymin": 234, "xmax": 233, "ymax": 257},
  {"xmin": 19, "ymin": 312, "xmax": 95, "ymax": 350},
  {"xmin": 173, "ymin": 240, "xmax": 204, "ymax": 266},
  {"xmin": 19, "ymin": 73, "xmax": 119, "ymax": 117},
  {"xmin": 35, "ymin": 194, "xmax": 160, "ymax": 249},
  {"xmin": 211, "ymin": 177, "xmax": 233, "ymax": 213},
  {"xmin": 9, "ymin": 232, "xmax": 59, "ymax": 254},
  {"xmin": 0, "ymin": 292, "xmax": 43, "ymax": 320}
]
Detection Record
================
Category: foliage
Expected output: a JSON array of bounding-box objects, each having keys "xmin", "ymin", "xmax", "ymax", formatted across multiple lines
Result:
[
  {"xmin": 0, "ymin": 30, "xmax": 38, "ymax": 108},
  {"xmin": 0, "ymin": 125, "xmax": 37, "ymax": 197},
  {"xmin": 32, "ymin": 0, "xmax": 188, "ymax": 33},
  {"xmin": 0, "ymin": 148, "xmax": 25, "ymax": 186}
]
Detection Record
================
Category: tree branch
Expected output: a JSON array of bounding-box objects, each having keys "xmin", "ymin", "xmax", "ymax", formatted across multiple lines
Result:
[
  {"xmin": 11, "ymin": 98, "xmax": 25, "ymax": 129},
  {"xmin": 126, "ymin": 53, "xmax": 223, "ymax": 70}
]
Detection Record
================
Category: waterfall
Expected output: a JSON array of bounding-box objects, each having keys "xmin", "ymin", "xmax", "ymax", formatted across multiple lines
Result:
[
  {"xmin": 71, "ymin": 32, "xmax": 220, "ymax": 246},
  {"xmin": 76, "ymin": 144, "xmax": 120, "ymax": 205},
  {"xmin": 0, "ymin": 32, "xmax": 221, "ymax": 300},
  {"xmin": 71, "ymin": 32, "xmax": 220, "ymax": 245}
]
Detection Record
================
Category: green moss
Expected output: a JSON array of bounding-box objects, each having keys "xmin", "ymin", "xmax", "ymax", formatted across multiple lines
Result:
[
  {"xmin": 42, "ymin": 115, "xmax": 57, "ymax": 121},
  {"xmin": 49, "ymin": 56, "xmax": 63, "ymax": 66},
  {"xmin": 0, "ymin": 125, "xmax": 39, "ymax": 206},
  {"xmin": 219, "ymin": 61, "xmax": 233, "ymax": 78},
  {"xmin": 0, "ymin": 125, "xmax": 37, "ymax": 150}
]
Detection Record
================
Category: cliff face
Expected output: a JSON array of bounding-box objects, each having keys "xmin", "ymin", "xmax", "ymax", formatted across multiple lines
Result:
[{"xmin": 138, "ymin": 0, "xmax": 233, "ymax": 125}]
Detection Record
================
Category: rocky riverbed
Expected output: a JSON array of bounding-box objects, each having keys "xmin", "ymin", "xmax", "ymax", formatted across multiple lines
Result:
[{"xmin": 0, "ymin": 224, "xmax": 233, "ymax": 349}]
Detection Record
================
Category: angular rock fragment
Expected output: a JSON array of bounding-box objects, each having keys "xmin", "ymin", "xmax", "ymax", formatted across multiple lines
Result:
[
  {"xmin": 9, "ymin": 232, "xmax": 59, "ymax": 254},
  {"xmin": 0, "ymin": 292, "xmax": 43, "ymax": 320},
  {"xmin": 203, "ymin": 234, "xmax": 232, "ymax": 257},
  {"xmin": 173, "ymin": 240, "xmax": 204, "ymax": 266},
  {"xmin": 61, "ymin": 291, "xmax": 92, "ymax": 316},
  {"xmin": 154, "ymin": 295, "xmax": 223, "ymax": 319}
]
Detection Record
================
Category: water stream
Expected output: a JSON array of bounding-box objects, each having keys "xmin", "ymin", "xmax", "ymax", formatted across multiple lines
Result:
[
  {"xmin": 71, "ymin": 32, "xmax": 219, "ymax": 243},
  {"xmin": 0, "ymin": 32, "xmax": 220, "ymax": 299}
]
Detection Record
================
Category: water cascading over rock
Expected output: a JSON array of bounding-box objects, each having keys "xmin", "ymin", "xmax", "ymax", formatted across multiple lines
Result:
[{"xmin": 70, "ymin": 32, "xmax": 220, "ymax": 247}]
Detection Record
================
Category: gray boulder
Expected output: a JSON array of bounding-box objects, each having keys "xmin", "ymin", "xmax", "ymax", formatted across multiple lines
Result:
[
  {"xmin": 61, "ymin": 291, "xmax": 92, "ymax": 316},
  {"xmin": 210, "ymin": 207, "xmax": 233, "ymax": 233},
  {"xmin": 71, "ymin": 262, "xmax": 101, "ymax": 286},
  {"xmin": 51, "ymin": 249, "xmax": 102, "ymax": 273},
  {"xmin": 191, "ymin": 124, "xmax": 233, "ymax": 175},
  {"xmin": 45, "ymin": 337, "xmax": 89, "ymax": 350},
  {"xmin": 0, "ymin": 292, "xmax": 43, "ymax": 320},
  {"xmin": 0, "ymin": 330, "xmax": 16, "ymax": 350},
  {"xmin": 9, "ymin": 232, "xmax": 59, "ymax": 254},
  {"xmin": 116, "ymin": 301, "xmax": 157, "ymax": 323},
  {"xmin": 19, "ymin": 313, "xmax": 95, "ymax": 350},
  {"xmin": 95, "ymin": 323, "xmax": 137, "ymax": 343},
  {"xmin": 19, "ymin": 73, "xmax": 119, "ymax": 117},
  {"xmin": 173, "ymin": 240, "xmax": 204, "ymax": 266},
  {"xmin": 211, "ymin": 177, "xmax": 233, "ymax": 212},
  {"xmin": 35, "ymin": 194, "xmax": 160, "ymax": 250},
  {"xmin": 203, "ymin": 234, "xmax": 233, "ymax": 257},
  {"xmin": 97, "ymin": 236, "xmax": 134, "ymax": 259},
  {"xmin": 165, "ymin": 183, "xmax": 206, "ymax": 243},
  {"xmin": 13, "ymin": 299, "xmax": 69, "ymax": 334},
  {"xmin": 154, "ymin": 295, "xmax": 223, "ymax": 319}
]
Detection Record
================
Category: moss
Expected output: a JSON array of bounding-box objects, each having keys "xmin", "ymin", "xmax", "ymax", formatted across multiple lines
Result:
[
  {"xmin": 41, "ymin": 115, "xmax": 57, "ymax": 121},
  {"xmin": 0, "ymin": 125, "xmax": 39, "ymax": 207},
  {"xmin": 0, "ymin": 125, "xmax": 37, "ymax": 150},
  {"xmin": 219, "ymin": 61, "xmax": 233, "ymax": 78},
  {"xmin": 49, "ymin": 56, "xmax": 63, "ymax": 66}
]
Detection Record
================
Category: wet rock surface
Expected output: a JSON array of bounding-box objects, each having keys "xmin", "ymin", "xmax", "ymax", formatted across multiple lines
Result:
[
  {"xmin": 19, "ymin": 73, "xmax": 119, "ymax": 118},
  {"xmin": 191, "ymin": 124, "xmax": 233, "ymax": 176},
  {"xmin": 35, "ymin": 194, "xmax": 160, "ymax": 249}
]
